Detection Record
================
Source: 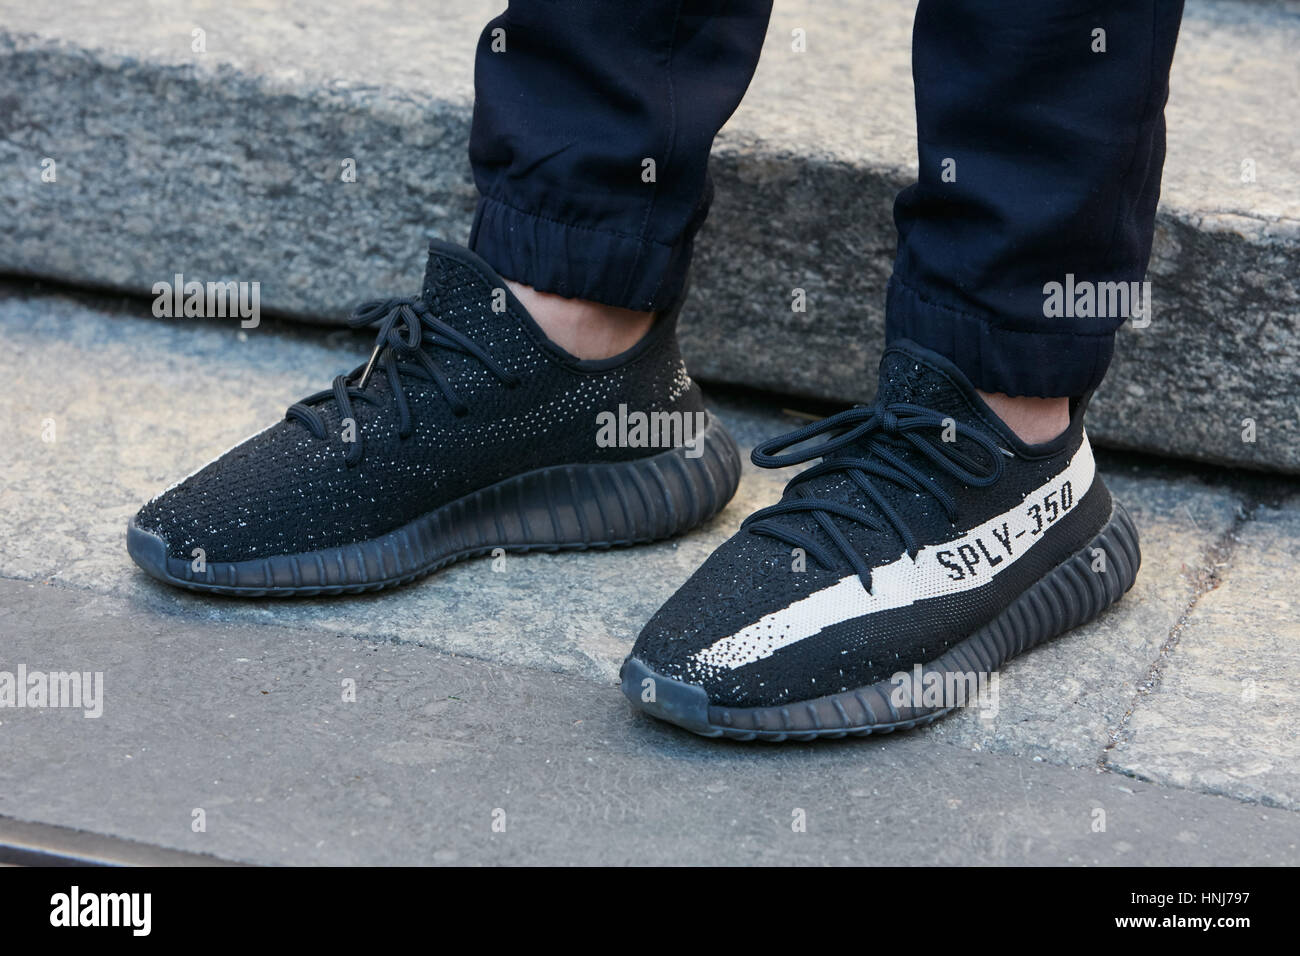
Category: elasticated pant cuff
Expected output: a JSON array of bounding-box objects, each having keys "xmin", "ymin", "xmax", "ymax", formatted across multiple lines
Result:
[
  {"xmin": 469, "ymin": 196, "xmax": 693, "ymax": 313},
  {"xmin": 885, "ymin": 276, "xmax": 1116, "ymax": 398}
]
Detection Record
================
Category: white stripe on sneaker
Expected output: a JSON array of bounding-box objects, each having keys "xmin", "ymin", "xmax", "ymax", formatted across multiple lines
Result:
[{"xmin": 691, "ymin": 434, "xmax": 1096, "ymax": 672}]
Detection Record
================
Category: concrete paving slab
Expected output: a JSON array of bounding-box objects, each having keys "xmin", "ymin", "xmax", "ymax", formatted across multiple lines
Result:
[
  {"xmin": 924, "ymin": 472, "xmax": 1247, "ymax": 768},
  {"xmin": 1, "ymin": 577, "xmax": 1297, "ymax": 866},
  {"xmin": 1106, "ymin": 498, "xmax": 1300, "ymax": 810},
  {"xmin": 0, "ymin": 286, "xmax": 1271, "ymax": 781}
]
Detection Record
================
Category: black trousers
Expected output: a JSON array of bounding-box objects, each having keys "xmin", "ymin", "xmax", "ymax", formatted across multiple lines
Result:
[{"xmin": 468, "ymin": 1, "xmax": 1185, "ymax": 398}]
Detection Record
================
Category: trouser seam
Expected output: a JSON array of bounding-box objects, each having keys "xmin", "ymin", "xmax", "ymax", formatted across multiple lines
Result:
[
  {"xmin": 623, "ymin": 0, "xmax": 686, "ymax": 306},
  {"xmin": 1102, "ymin": 1, "xmax": 1163, "ymax": 273}
]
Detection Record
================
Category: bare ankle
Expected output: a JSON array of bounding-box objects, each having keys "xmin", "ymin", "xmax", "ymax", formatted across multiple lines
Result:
[
  {"xmin": 976, "ymin": 390, "xmax": 1070, "ymax": 444},
  {"xmin": 506, "ymin": 280, "xmax": 655, "ymax": 360}
]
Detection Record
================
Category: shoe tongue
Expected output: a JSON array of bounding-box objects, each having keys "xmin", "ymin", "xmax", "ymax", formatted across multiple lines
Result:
[
  {"xmin": 420, "ymin": 246, "xmax": 450, "ymax": 306},
  {"xmin": 418, "ymin": 241, "xmax": 509, "ymax": 330},
  {"xmin": 872, "ymin": 340, "xmax": 981, "ymax": 422},
  {"xmin": 373, "ymin": 241, "xmax": 526, "ymax": 387},
  {"xmin": 757, "ymin": 341, "xmax": 993, "ymax": 565}
]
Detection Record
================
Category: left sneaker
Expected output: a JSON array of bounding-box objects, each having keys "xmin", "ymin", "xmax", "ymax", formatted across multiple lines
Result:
[
  {"xmin": 127, "ymin": 242, "xmax": 740, "ymax": 596},
  {"xmin": 621, "ymin": 340, "xmax": 1140, "ymax": 741}
]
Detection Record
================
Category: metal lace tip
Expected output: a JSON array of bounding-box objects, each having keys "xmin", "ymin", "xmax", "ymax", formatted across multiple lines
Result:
[{"xmin": 356, "ymin": 342, "xmax": 383, "ymax": 389}]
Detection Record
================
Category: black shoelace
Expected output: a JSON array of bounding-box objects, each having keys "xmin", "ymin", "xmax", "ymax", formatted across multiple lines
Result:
[
  {"xmin": 286, "ymin": 296, "xmax": 520, "ymax": 465},
  {"xmin": 742, "ymin": 403, "xmax": 1006, "ymax": 591}
]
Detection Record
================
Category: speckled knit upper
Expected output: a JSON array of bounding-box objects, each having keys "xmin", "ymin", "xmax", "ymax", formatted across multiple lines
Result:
[
  {"xmin": 135, "ymin": 241, "xmax": 703, "ymax": 562},
  {"xmin": 630, "ymin": 341, "xmax": 1113, "ymax": 708}
]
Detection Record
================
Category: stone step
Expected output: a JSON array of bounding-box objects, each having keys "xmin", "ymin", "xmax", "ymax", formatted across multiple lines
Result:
[{"xmin": 1, "ymin": 0, "xmax": 1297, "ymax": 471}]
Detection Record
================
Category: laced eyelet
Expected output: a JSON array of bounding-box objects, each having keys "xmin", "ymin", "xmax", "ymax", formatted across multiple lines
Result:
[
  {"xmin": 286, "ymin": 295, "xmax": 515, "ymax": 462},
  {"xmin": 743, "ymin": 402, "xmax": 1004, "ymax": 571}
]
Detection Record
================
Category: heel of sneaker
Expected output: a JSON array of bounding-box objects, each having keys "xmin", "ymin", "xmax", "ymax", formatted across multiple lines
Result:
[{"xmin": 539, "ymin": 413, "xmax": 743, "ymax": 545}]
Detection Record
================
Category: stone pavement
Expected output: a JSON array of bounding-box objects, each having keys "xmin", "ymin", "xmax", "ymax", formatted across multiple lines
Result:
[
  {"xmin": 1, "ymin": 0, "xmax": 1298, "ymax": 471},
  {"xmin": 0, "ymin": 284, "xmax": 1297, "ymax": 864}
]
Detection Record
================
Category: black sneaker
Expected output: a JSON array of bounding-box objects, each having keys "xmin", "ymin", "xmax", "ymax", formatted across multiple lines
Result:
[
  {"xmin": 621, "ymin": 340, "xmax": 1140, "ymax": 741},
  {"xmin": 127, "ymin": 242, "xmax": 741, "ymax": 595}
]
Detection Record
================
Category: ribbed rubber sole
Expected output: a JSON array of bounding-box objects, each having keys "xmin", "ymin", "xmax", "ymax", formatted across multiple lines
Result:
[
  {"xmin": 127, "ymin": 414, "xmax": 742, "ymax": 597},
  {"xmin": 620, "ymin": 498, "xmax": 1141, "ymax": 742}
]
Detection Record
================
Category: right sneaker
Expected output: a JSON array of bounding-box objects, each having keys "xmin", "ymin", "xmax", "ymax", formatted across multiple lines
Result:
[
  {"xmin": 127, "ymin": 241, "xmax": 741, "ymax": 596},
  {"xmin": 621, "ymin": 340, "xmax": 1140, "ymax": 741}
]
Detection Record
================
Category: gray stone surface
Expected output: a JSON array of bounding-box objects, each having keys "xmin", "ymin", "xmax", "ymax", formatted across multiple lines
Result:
[
  {"xmin": 1107, "ymin": 498, "xmax": 1300, "ymax": 810},
  {"xmin": 923, "ymin": 473, "xmax": 1248, "ymax": 768},
  {"xmin": 3, "ymin": 285, "xmax": 1300, "ymax": 863},
  {"xmin": 3, "ymin": 577, "xmax": 1299, "ymax": 866},
  {"xmin": 0, "ymin": 0, "xmax": 492, "ymax": 317},
  {"xmin": 1, "ymin": 0, "xmax": 1298, "ymax": 471},
  {"xmin": 3, "ymin": 284, "xmax": 1295, "ymax": 786}
]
